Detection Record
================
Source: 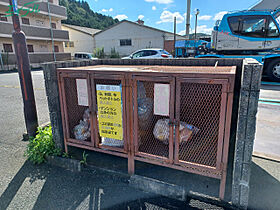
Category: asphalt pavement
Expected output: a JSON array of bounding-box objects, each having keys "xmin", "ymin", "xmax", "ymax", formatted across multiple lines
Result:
[
  {"xmin": 254, "ymin": 82, "xmax": 280, "ymax": 161},
  {"xmin": 0, "ymin": 71, "xmax": 279, "ymax": 209}
]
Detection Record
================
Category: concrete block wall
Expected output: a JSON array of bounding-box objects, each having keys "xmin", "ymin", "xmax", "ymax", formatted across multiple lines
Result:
[
  {"xmin": 231, "ymin": 59, "xmax": 263, "ymax": 209},
  {"xmin": 42, "ymin": 58, "xmax": 262, "ymax": 209}
]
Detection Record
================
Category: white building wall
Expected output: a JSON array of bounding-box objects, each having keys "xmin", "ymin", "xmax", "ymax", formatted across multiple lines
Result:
[
  {"xmin": 94, "ymin": 21, "xmax": 165, "ymax": 56},
  {"xmin": 62, "ymin": 25, "xmax": 94, "ymax": 56}
]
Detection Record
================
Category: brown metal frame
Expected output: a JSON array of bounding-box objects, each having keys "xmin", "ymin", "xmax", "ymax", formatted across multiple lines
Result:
[
  {"xmin": 132, "ymin": 76, "xmax": 175, "ymax": 164},
  {"xmin": 90, "ymin": 72, "xmax": 128, "ymax": 155},
  {"xmin": 58, "ymin": 72, "xmax": 94, "ymax": 153},
  {"xmin": 174, "ymin": 78, "xmax": 232, "ymax": 199},
  {"xmin": 57, "ymin": 66, "xmax": 236, "ymax": 200},
  {"xmin": 174, "ymin": 78, "xmax": 229, "ymax": 170}
]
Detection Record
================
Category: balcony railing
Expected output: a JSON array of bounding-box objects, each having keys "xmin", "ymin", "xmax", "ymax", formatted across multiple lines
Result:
[
  {"xmin": 0, "ymin": 0, "xmax": 67, "ymax": 18},
  {"xmin": 0, "ymin": 21, "xmax": 69, "ymax": 41}
]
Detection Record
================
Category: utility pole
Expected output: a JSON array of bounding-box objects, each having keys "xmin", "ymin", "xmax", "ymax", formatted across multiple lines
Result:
[
  {"xmin": 47, "ymin": 0, "xmax": 56, "ymax": 62},
  {"xmin": 194, "ymin": 9, "xmax": 200, "ymax": 40},
  {"xmin": 186, "ymin": 0, "xmax": 191, "ymax": 39},
  {"xmin": 173, "ymin": 16, "xmax": 176, "ymax": 57},
  {"xmin": 9, "ymin": 0, "xmax": 38, "ymax": 138}
]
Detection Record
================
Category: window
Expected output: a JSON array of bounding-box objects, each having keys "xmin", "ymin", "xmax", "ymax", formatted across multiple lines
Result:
[
  {"xmin": 228, "ymin": 15, "xmax": 267, "ymax": 38},
  {"xmin": 0, "ymin": 14, "xmax": 8, "ymax": 22},
  {"xmin": 228, "ymin": 16, "xmax": 241, "ymax": 34},
  {"xmin": 241, "ymin": 16, "xmax": 266, "ymax": 38},
  {"xmin": 267, "ymin": 16, "xmax": 280, "ymax": 38},
  {"xmin": 132, "ymin": 51, "xmax": 144, "ymax": 58},
  {"xmin": 64, "ymin": 41, "xmax": 74, "ymax": 48},
  {"xmin": 51, "ymin": 23, "xmax": 56, "ymax": 29},
  {"xmin": 3, "ymin": 44, "xmax": 13, "ymax": 53},
  {"xmin": 75, "ymin": 53, "xmax": 82, "ymax": 58},
  {"xmin": 27, "ymin": 45, "xmax": 34, "ymax": 53},
  {"xmin": 147, "ymin": 50, "xmax": 157, "ymax": 56},
  {"xmin": 22, "ymin": 17, "xmax": 30, "ymax": 25},
  {"xmin": 48, "ymin": 0, "xmax": 53, "ymax": 3},
  {"xmin": 54, "ymin": 45, "xmax": 59, "ymax": 52},
  {"xmin": 120, "ymin": 39, "xmax": 132, "ymax": 46},
  {"xmin": 69, "ymin": 41, "xmax": 74, "ymax": 47},
  {"xmin": 82, "ymin": 54, "xmax": 90, "ymax": 59}
]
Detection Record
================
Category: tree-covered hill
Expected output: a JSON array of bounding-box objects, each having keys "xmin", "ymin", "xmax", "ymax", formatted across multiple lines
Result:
[{"xmin": 59, "ymin": 0, "xmax": 119, "ymax": 30}]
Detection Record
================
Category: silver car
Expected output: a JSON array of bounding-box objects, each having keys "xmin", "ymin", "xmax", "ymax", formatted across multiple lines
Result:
[{"xmin": 122, "ymin": 49, "xmax": 173, "ymax": 59}]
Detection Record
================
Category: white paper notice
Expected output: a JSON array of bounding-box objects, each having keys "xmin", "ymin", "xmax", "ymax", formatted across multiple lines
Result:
[
  {"xmin": 76, "ymin": 79, "xmax": 89, "ymax": 106},
  {"xmin": 154, "ymin": 83, "xmax": 170, "ymax": 116}
]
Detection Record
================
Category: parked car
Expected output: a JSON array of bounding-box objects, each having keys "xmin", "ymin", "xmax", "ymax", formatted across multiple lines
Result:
[
  {"xmin": 74, "ymin": 52, "xmax": 97, "ymax": 60},
  {"xmin": 122, "ymin": 49, "xmax": 173, "ymax": 59}
]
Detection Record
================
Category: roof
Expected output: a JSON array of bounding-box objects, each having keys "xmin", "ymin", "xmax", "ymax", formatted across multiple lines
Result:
[
  {"xmin": 62, "ymin": 24, "xmax": 101, "ymax": 36},
  {"xmin": 94, "ymin": 20, "xmax": 184, "ymax": 38}
]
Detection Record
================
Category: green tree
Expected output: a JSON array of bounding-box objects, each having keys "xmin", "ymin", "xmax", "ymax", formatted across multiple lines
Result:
[{"xmin": 59, "ymin": 0, "xmax": 119, "ymax": 30}]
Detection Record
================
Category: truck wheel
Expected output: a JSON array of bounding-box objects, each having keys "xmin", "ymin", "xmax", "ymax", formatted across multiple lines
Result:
[{"xmin": 266, "ymin": 59, "xmax": 280, "ymax": 82}]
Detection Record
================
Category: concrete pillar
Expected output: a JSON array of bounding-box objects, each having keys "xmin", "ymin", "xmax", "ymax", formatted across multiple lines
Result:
[{"xmin": 232, "ymin": 59, "xmax": 263, "ymax": 209}]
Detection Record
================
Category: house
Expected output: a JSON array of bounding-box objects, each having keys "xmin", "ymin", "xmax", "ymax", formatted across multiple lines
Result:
[
  {"xmin": 94, "ymin": 20, "xmax": 185, "ymax": 57},
  {"xmin": 61, "ymin": 24, "xmax": 101, "ymax": 56},
  {"xmin": 0, "ymin": 0, "xmax": 70, "ymax": 68}
]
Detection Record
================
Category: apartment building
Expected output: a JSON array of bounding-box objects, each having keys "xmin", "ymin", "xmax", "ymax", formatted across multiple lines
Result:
[{"xmin": 0, "ymin": 0, "xmax": 70, "ymax": 67}]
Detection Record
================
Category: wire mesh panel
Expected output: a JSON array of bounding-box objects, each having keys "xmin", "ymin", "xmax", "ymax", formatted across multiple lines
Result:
[
  {"xmin": 62, "ymin": 76, "xmax": 92, "ymax": 144},
  {"xmin": 175, "ymin": 79, "xmax": 228, "ymax": 171},
  {"xmin": 92, "ymin": 77, "xmax": 127, "ymax": 152},
  {"xmin": 133, "ymin": 77, "xmax": 174, "ymax": 161}
]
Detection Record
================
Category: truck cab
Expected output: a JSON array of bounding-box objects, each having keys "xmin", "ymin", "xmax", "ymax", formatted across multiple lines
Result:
[{"xmin": 212, "ymin": 11, "xmax": 280, "ymax": 53}]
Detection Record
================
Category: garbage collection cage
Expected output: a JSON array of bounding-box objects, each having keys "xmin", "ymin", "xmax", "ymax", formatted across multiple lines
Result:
[{"xmin": 57, "ymin": 65, "xmax": 236, "ymax": 199}]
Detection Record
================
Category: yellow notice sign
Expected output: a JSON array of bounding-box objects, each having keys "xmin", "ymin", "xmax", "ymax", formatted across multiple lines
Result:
[{"xmin": 96, "ymin": 84, "xmax": 123, "ymax": 140}]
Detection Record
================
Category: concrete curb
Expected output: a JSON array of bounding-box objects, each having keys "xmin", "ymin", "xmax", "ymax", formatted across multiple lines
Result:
[
  {"xmin": 46, "ymin": 156, "xmax": 81, "ymax": 172},
  {"xmin": 45, "ymin": 155, "xmax": 237, "ymax": 209},
  {"xmin": 129, "ymin": 175, "xmax": 186, "ymax": 201},
  {"xmin": 253, "ymin": 152, "xmax": 280, "ymax": 163}
]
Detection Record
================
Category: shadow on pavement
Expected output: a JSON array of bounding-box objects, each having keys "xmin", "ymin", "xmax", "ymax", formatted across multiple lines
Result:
[
  {"xmin": 0, "ymin": 161, "xmax": 47, "ymax": 209},
  {"xmin": 1, "ymin": 156, "xmax": 279, "ymax": 209},
  {"xmin": 249, "ymin": 162, "xmax": 280, "ymax": 210},
  {"xmin": 0, "ymin": 159, "xmax": 229, "ymax": 210}
]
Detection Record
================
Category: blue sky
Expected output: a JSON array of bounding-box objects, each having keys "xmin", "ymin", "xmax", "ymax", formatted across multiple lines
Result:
[{"xmin": 86, "ymin": 0, "xmax": 259, "ymax": 35}]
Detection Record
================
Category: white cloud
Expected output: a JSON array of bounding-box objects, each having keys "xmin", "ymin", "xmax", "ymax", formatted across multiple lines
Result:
[
  {"xmin": 191, "ymin": 25, "xmax": 212, "ymax": 34},
  {"xmin": 213, "ymin": 11, "xmax": 227, "ymax": 20},
  {"xmin": 145, "ymin": 0, "xmax": 173, "ymax": 5},
  {"xmin": 152, "ymin": 6, "xmax": 157, "ymax": 10},
  {"xmin": 101, "ymin": 8, "xmax": 113, "ymax": 12},
  {"xmin": 178, "ymin": 30, "xmax": 185, "ymax": 35},
  {"xmin": 114, "ymin": 14, "xmax": 128, "ymax": 21},
  {"xmin": 198, "ymin": 15, "xmax": 212, "ymax": 21},
  {"xmin": 138, "ymin": 15, "xmax": 144, "ymax": 20},
  {"xmin": 156, "ymin": 10, "xmax": 184, "ymax": 24}
]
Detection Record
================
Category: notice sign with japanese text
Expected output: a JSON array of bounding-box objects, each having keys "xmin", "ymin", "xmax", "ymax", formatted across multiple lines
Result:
[
  {"xmin": 76, "ymin": 79, "xmax": 89, "ymax": 106},
  {"xmin": 154, "ymin": 83, "xmax": 170, "ymax": 116},
  {"xmin": 96, "ymin": 84, "xmax": 123, "ymax": 140}
]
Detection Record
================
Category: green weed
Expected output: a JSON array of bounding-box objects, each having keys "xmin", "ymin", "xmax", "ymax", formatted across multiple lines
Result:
[{"xmin": 24, "ymin": 125, "xmax": 61, "ymax": 164}]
